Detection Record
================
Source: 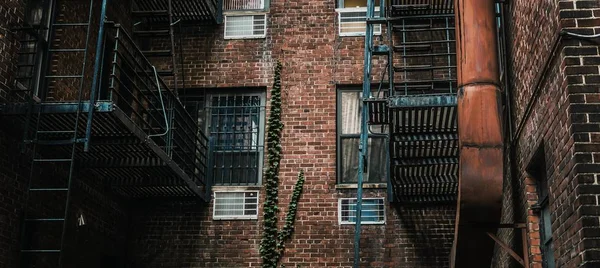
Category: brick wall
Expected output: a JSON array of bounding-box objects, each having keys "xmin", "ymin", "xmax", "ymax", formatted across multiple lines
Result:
[
  {"xmin": 494, "ymin": 0, "xmax": 600, "ymax": 267},
  {"xmin": 560, "ymin": 1, "xmax": 600, "ymax": 267},
  {"xmin": 126, "ymin": 0, "xmax": 457, "ymax": 267},
  {"xmin": 0, "ymin": 0, "xmax": 25, "ymax": 103}
]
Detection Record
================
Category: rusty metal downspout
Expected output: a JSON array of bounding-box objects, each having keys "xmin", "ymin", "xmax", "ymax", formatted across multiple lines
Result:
[{"xmin": 451, "ymin": 1, "xmax": 504, "ymax": 267}]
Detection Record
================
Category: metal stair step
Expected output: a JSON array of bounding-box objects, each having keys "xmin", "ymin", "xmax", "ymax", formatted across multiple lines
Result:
[
  {"xmin": 25, "ymin": 218, "xmax": 65, "ymax": 222},
  {"xmin": 21, "ymin": 249, "xmax": 61, "ymax": 253},
  {"xmin": 29, "ymin": 188, "xmax": 69, "ymax": 191},
  {"xmin": 393, "ymin": 45, "xmax": 432, "ymax": 52},
  {"xmin": 33, "ymin": 158, "xmax": 73, "ymax": 162},
  {"xmin": 142, "ymin": 50, "xmax": 172, "ymax": 57},
  {"xmin": 133, "ymin": 29, "xmax": 170, "ymax": 37},
  {"xmin": 391, "ymin": 4, "xmax": 431, "ymax": 11},
  {"xmin": 25, "ymin": 138, "xmax": 85, "ymax": 145},
  {"xmin": 394, "ymin": 65, "xmax": 434, "ymax": 72}
]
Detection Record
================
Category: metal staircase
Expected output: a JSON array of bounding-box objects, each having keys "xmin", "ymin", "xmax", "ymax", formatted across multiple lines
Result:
[
  {"xmin": 362, "ymin": 0, "xmax": 458, "ymax": 205},
  {"xmin": 131, "ymin": 0, "xmax": 180, "ymax": 91},
  {"xmin": 7, "ymin": 0, "xmax": 223, "ymax": 267},
  {"xmin": 353, "ymin": 0, "xmax": 457, "ymax": 265},
  {"xmin": 19, "ymin": 0, "xmax": 96, "ymax": 266}
]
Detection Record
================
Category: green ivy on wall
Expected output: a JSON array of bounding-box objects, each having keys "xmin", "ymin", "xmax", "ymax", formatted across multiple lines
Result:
[{"xmin": 259, "ymin": 61, "xmax": 305, "ymax": 268}]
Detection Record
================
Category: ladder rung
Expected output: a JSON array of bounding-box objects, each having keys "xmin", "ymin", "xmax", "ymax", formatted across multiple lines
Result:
[
  {"xmin": 33, "ymin": 158, "xmax": 72, "ymax": 162},
  {"xmin": 393, "ymin": 24, "xmax": 432, "ymax": 30},
  {"xmin": 21, "ymin": 249, "xmax": 61, "ymax": 253},
  {"xmin": 133, "ymin": 30, "xmax": 170, "ymax": 36},
  {"xmin": 30, "ymin": 188, "xmax": 69, "ymax": 191},
  {"xmin": 394, "ymin": 45, "xmax": 432, "ymax": 52},
  {"xmin": 25, "ymin": 218, "xmax": 65, "ymax": 222},
  {"xmin": 53, "ymin": 23, "xmax": 89, "ymax": 27},
  {"xmin": 132, "ymin": 10, "xmax": 169, "ymax": 16},
  {"xmin": 401, "ymin": 52, "xmax": 457, "ymax": 58},
  {"xmin": 37, "ymin": 130, "xmax": 76, "ymax": 134},
  {"xmin": 394, "ymin": 65, "xmax": 434, "ymax": 72},
  {"xmin": 45, "ymin": 75, "xmax": 83, "ymax": 78},
  {"xmin": 391, "ymin": 4, "xmax": 431, "ymax": 11},
  {"xmin": 48, "ymin": 49, "xmax": 86, "ymax": 52},
  {"xmin": 157, "ymin": 69, "xmax": 174, "ymax": 76}
]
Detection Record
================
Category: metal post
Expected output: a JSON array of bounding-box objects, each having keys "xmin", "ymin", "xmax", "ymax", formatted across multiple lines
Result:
[
  {"xmin": 355, "ymin": 0, "xmax": 376, "ymax": 267},
  {"xmin": 84, "ymin": 0, "xmax": 109, "ymax": 152}
]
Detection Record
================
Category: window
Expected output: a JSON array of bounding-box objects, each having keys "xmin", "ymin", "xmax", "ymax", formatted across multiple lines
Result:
[
  {"xmin": 337, "ymin": 89, "xmax": 387, "ymax": 184},
  {"xmin": 529, "ymin": 147, "xmax": 555, "ymax": 268},
  {"xmin": 16, "ymin": 0, "xmax": 53, "ymax": 98},
  {"xmin": 339, "ymin": 198, "xmax": 385, "ymax": 224},
  {"xmin": 224, "ymin": 14, "xmax": 267, "ymax": 39},
  {"xmin": 213, "ymin": 191, "xmax": 259, "ymax": 220},
  {"xmin": 204, "ymin": 92, "xmax": 265, "ymax": 185},
  {"xmin": 336, "ymin": 0, "xmax": 381, "ymax": 36}
]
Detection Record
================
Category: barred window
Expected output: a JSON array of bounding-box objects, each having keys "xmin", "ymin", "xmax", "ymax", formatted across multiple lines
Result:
[
  {"xmin": 339, "ymin": 198, "xmax": 385, "ymax": 224},
  {"xmin": 205, "ymin": 92, "xmax": 265, "ymax": 185}
]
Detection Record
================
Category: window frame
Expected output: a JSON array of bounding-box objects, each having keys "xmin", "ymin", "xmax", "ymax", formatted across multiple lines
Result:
[
  {"xmin": 204, "ymin": 90, "xmax": 266, "ymax": 186},
  {"xmin": 338, "ymin": 197, "xmax": 386, "ymax": 225},
  {"xmin": 336, "ymin": 88, "xmax": 388, "ymax": 185},
  {"xmin": 223, "ymin": 14, "xmax": 267, "ymax": 40},
  {"xmin": 212, "ymin": 190, "xmax": 260, "ymax": 220}
]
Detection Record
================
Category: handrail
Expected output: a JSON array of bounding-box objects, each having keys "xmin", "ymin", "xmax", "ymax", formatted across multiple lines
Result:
[
  {"xmin": 148, "ymin": 66, "xmax": 170, "ymax": 137},
  {"xmin": 107, "ymin": 24, "xmax": 209, "ymax": 188}
]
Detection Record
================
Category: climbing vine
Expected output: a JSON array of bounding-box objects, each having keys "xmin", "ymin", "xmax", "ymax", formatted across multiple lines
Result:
[{"xmin": 259, "ymin": 61, "xmax": 305, "ymax": 268}]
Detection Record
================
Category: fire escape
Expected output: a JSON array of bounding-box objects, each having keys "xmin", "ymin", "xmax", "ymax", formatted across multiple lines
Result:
[
  {"xmin": 3, "ymin": 0, "xmax": 221, "ymax": 267},
  {"xmin": 356, "ymin": 0, "xmax": 516, "ymax": 267}
]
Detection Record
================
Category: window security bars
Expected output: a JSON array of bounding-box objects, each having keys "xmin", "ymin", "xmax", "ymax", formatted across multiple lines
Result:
[
  {"xmin": 213, "ymin": 191, "xmax": 259, "ymax": 220},
  {"xmin": 205, "ymin": 93, "xmax": 265, "ymax": 185},
  {"xmin": 339, "ymin": 198, "xmax": 385, "ymax": 224}
]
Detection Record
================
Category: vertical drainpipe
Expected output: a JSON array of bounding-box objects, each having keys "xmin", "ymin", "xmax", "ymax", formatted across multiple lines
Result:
[{"xmin": 451, "ymin": 1, "xmax": 504, "ymax": 268}]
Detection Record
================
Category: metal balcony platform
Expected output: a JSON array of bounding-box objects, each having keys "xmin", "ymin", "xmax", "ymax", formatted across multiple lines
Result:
[
  {"xmin": 1, "ymin": 101, "xmax": 209, "ymax": 200},
  {"xmin": 385, "ymin": 93, "xmax": 458, "ymax": 203},
  {"xmin": 135, "ymin": 0, "xmax": 219, "ymax": 22}
]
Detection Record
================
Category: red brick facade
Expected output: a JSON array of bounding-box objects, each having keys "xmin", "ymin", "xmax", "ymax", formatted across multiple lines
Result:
[{"xmin": 1, "ymin": 0, "xmax": 600, "ymax": 267}]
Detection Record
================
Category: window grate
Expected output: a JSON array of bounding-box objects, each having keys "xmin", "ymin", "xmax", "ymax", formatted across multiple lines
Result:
[
  {"xmin": 223, "ymin": 0, "xmax": 264, "ymax": 11},
  {"xmin": 224, "ymin": 15, "xmax": 267, "ymax": 39},
  {"xmin": 337, "ymin": 8, "xmax": 381, "ymax": 37},
  {"xmin": 339, "ymin": 198, "xmax": 385, "ymax": 224},
  {"xmin": 205, "ymin": 93, "xmax": 265, "ymax": 185},
  {"xmin": 213, "ymin": 191, "xmax": 259, "ymax": 220}
]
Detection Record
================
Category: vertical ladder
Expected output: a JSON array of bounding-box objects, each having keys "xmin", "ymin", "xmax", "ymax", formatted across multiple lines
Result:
[
  {"xmin": 19, "ymin": 0, "xmax": 96, "ymax": 266},
  {"xmin": 355, "ymin": 0, "xmax": 390, "ymax": 267}
]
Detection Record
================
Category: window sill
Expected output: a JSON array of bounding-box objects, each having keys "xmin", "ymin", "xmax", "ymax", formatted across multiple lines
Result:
[
  {"xmin": 223, "ymin": 10, "xmax": 268, "ymax": 16},
  {"xmin": 335, "ymin": 183, "xmax": 387, "ymax": 189}
]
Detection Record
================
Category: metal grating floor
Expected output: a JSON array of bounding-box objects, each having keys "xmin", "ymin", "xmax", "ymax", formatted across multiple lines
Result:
[
  {"xmin": 390, "ymin": 0, "xmax": 454, "ymax": 17},
  {"xmin": 135, "ymin": 0, "xmax": 218, "ymax": 22},
  {"xmin": 1, "ymin": 101, "xmax": 207, "ymax": 200},
  {"xmin": 387, "ymin": 94, "xmax": 458, "ymax": 203}
]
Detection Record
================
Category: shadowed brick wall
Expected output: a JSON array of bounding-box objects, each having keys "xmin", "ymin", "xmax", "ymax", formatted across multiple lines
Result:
[{"xmin": 494, "ymin": 0, "xmax": 600, "ymax": 267}]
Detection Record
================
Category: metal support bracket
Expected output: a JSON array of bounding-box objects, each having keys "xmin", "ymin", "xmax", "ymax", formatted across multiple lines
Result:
[{"xmin": 486, "ymin": 223, "xmax": 530, "ymax": 268}]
